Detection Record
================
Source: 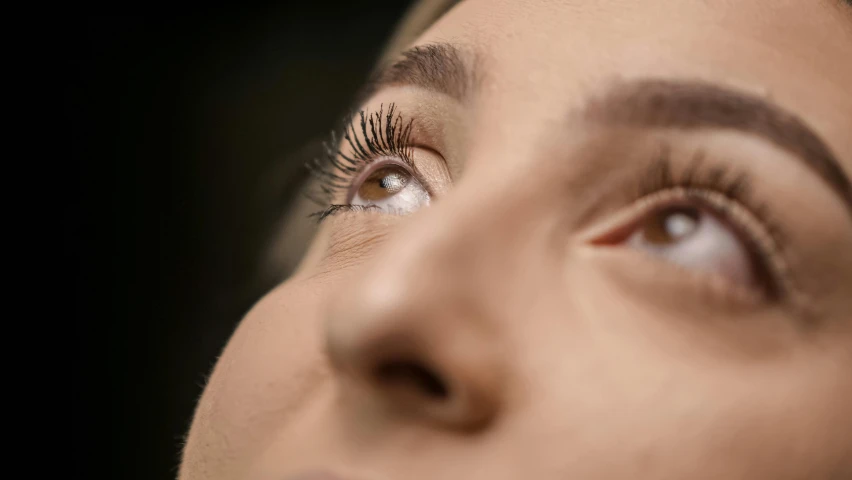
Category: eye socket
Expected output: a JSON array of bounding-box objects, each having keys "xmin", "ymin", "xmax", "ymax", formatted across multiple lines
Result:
[
  {"xmin": 624, "ymin": 204, "xmax": 759, "ymax": 288},
  {"xmin": 349, "ymin": 163, "xmax": 430, "ymax": 215}
]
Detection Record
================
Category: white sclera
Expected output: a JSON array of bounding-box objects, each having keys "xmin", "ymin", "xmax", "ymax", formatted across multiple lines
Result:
[{"xmin": 628, "ymin": 208, "xmax": 755, "ymax": 285}]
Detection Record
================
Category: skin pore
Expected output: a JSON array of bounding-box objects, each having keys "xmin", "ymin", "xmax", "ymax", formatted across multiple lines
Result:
[{"xmin": 180, "ymin": 1, "xmax": 852, "ymax": 479}]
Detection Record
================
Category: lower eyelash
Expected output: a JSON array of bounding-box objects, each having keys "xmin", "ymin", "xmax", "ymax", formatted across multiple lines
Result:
[
  {"xmin": 305, "ymin": 103, "xmax": 415, "ymax": 208},
  {"xmin": 309, "ymin": 204, "xmax": 381, "ymax": 222}
]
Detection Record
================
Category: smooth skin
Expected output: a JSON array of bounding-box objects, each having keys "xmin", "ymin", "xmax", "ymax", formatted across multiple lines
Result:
[{"xmin": 180, "ymin": 1, "xmax": 852, "ymax": 479}]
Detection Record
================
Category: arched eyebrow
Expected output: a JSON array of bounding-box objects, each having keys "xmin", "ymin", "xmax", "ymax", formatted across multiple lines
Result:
[
  {"xmin": 360, "ymin": 43, "xmax": 851, "ymax": 214},
  {"xmin": 584, "ymin": 79, "xmax": 852, "ymax": 211}
]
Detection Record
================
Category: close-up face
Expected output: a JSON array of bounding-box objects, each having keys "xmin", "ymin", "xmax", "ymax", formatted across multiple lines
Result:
[{"xmin": 180, "ymin": 1, "xmax": 852, "ymax": 479}]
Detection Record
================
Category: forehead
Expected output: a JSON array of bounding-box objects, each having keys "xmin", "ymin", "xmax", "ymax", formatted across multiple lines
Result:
[{"xmin": 406, "ymin": 0, "xmax": 852, "ymax": 164}]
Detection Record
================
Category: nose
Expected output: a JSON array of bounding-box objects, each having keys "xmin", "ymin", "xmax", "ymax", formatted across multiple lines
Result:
[{"xmin": 325, "ymin": 199, "xmax": 519, "ymax": 431}]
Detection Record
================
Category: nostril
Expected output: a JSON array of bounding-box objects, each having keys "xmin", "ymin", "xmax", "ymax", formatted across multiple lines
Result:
[{"xmin": 372, "ymin": 359, "xmax": 450, "ymax": 400}]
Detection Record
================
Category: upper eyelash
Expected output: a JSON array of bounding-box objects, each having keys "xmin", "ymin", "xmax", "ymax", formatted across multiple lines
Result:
[
  {"xmin": 306, "ymin": 103, "xmax": 415, "ymax": 206},
  {"xmin": 637, "ymin": 144, "xmax": 789, "ymax": 253}
]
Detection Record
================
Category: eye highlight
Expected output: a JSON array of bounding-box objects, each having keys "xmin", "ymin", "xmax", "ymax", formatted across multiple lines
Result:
[
  {"xmin": 358, "ymin": 166, "xmax": 409, "ymax": 201},
  {"xmin": 349, "ymin": 163, "xmax": 430, "ymax": 214},
  {"xmin": 635, "ymin": 206, "xmax": 699, "ymax": 245}
]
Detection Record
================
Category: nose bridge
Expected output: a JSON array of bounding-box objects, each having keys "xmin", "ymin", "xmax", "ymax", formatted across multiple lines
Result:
[
  {"xmin": 330, "ymin": 174, "xmax": 524, "ymax": 352},
  {"xmin": 382, "ymin": 172, "xmax": 540, "ymax": 299},
  {"xmin": 325, "ymin": 174, "xmax": 542, "ymax": 430}
]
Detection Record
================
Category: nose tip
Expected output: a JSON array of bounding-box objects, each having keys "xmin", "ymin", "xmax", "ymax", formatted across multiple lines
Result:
[{"xmin": 326, "ymin": 306, "xmax": 503, "ymax": 431}]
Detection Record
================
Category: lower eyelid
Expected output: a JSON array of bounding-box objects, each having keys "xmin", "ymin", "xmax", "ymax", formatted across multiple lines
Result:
[{"xmin": 586, "ymin": 244, "xmax": 770, "ymax": 311}]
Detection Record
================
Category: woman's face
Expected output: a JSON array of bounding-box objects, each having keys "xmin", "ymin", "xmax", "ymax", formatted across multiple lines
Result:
[{"xmin": 180, "ymin": 1, "xmax": 852, "ymax": 479}]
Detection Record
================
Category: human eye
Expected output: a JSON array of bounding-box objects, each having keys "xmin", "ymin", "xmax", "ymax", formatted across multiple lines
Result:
[
  {"xmin": 308, "ymin": 103, "xmax": 431, "ymax": 221},
  {"xmin": 627, "ymin": 204, "xmax": 755, "ymax": 284},
  {"xmin": 348, "ymin": 162, "xmax": 429, "ymax": 214},
  {"xmin": 591, "ymin": 153, "xmax": 795, "ymax": 305}
]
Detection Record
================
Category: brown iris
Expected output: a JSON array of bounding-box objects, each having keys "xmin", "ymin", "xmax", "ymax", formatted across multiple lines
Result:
[
  {"xmin": 357, "ymin": 166, "xmax": 411, "ymax": 201},
  {"xmin": 641, "ymin": 206, "xmax": 700, "ymax": 245}
]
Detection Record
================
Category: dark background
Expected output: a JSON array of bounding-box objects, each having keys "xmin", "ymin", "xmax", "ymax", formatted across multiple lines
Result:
[{"xmin": 72, "ymin": 4, "xmax": 412, "ymax": 478}]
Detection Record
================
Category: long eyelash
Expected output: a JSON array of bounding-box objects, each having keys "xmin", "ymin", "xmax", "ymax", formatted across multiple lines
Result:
[
  {"xmin": 305, "ymin": 103, "xmax": 415, "ymax": 208},
  {"xmin": 637, "ymin": 144, "xmax": 788, "ymax": 252}
]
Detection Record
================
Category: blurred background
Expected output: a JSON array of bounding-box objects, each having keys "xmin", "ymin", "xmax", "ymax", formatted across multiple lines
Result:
[{"xmin": 72, "ymin": 3, "xmax": 413, "ymax": 478}]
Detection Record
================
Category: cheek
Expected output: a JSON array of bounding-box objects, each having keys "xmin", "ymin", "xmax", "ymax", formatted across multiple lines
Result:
[
  {"xmin": 182, "ymin": 276, "xmax": 333, "ymax": 477},
  {"xmin": 523, "ymin": 257, "xmax": 852, "ymax": 478}
]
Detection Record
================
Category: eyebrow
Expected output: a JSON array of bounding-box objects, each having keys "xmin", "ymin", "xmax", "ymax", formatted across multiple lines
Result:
[
  {"xmin": 358, "ymin": 43, "xmax": 472, "ymax": 103},
  {"xmin": 584, "ymin": 79, "xmax": 852, "ymax": 210},
  {"xmin": 360, "ymin": 45, "xmax": 851, "ymax": 212}
]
